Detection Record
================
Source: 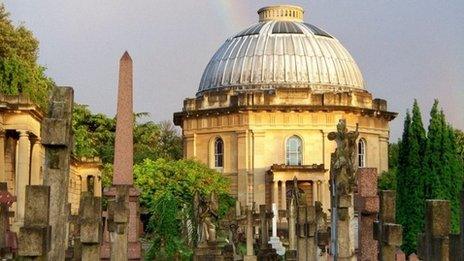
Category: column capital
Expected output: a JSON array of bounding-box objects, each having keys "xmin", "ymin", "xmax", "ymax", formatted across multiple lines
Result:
[{"xmin": 17, "ymin": 130, "xmax": 29, "ymax": 137}]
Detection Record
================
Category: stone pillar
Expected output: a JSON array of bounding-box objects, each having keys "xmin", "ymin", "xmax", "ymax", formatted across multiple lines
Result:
[
  {"xmin": 423, "ymin": 200, "xmax": 450, "ymax": 261},
  {"xmin": 273, "ymin": 180, "xmax": 279, "ymax": 206},
  {"xmin": 237, "ymin": 130, "xmax": 249, "ymax": 205},
  {"xmin": 268, "ymin": 203, "xmax": 285, "ymax": 256},
  {"xmin": 286, "ymin": 198, "xmax": 297, "ymax": 261},
  {"xmin": 30, "ymin": 138, "xmax": 42, "ymax": 185},
  {"xmin": 79, "ymin": 191, "xmax": 102, "ymax": 260},
  {"xmin": 306, "ymin": 205, "xmax": 317, "ymax": 260},
  {"xmin": 297, "ymin": 205, "xmax": 307, "ymax": 261},
  {"xmin": 338, "ymin": 194, "xmax": 356, "ymax": 261},
  {"xmin": 41, "ymin": 87, "xmax": 74, "ymax": 261},
  {"xmin": 15, "ymin": 130, "xmax": 31, "ymax": 228},
  {"xmin": 312, "ymin": 181, "xmax": 317, "ymax": 205},
  {"xmin": 244, "ymin": 206, "xmax": 256, "ymax": 261},
  {"xmin": 81, "ymin": 174, "xmax": 88, "ymax": 192},
  {"xmin": 355, "ymin": 168, "xmax": 379, "ymax": 260},
  {"xmin": 374, "ymin": 190, "xmax": 403, "ymax": 261},
  {"xmin": 281, "ymin": 180, "xmax": 286, "ymax": 211},
  {"xmin": 0, "ymin": 130, "xmax": 5, "ymax": 183},
  {"xmin": 17, "ymin": 185, "xmax": 51, "ymax": 259},
  {"xmin": 94, "ymin": 176, "xmax": 102, "ymax": 197}
]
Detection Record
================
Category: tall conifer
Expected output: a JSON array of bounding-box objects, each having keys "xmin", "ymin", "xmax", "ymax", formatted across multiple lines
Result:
[
  {"xmin": 423, "ymin": 100, "xmax": 443, "ymax": 199},
  {"xmin": 439, "ymin": 111, "xmax": 463, "ymax": 232},
  {"xmin": 397, "ymin": 100, "xmax": 427, "ymax": 254}
]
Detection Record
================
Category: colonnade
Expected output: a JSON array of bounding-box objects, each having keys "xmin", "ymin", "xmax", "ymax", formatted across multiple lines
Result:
[{"xmin": 272, "ymin": 178, "xmax": 325, "ymax": 210}]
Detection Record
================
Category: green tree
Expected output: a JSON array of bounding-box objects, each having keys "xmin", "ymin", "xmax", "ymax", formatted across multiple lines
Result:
[
  {"xmin": 423, "ymin": 100, "xmax": 443, "ymax": 199},
  {"xmin": 379, "ymin": 142, "xmax": 399, "ymax": 190},
  {"xmin": 455, "ymin": 129, "xmax": 464, "ymax": 164},
  {"xmin": 439, "ymin": 111, "xmax": 463, "ymax": 233},
  {"xmin": 134, "ymin": 158, "xmax": 234, "ymax": 259},
  {"xmin": 397, "ymin": 99, "xmax": 427, "ymax": 254},
  {"xmin": 0, "ymin": 4, "xmax": 54, "ymax": 109}
]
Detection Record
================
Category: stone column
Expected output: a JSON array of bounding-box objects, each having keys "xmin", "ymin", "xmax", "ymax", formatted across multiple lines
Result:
[
  {"xmin": 338, "ymin": 194, "xmax": 356, "ymax": 261},
  {"xmin": 281, "ymin": 180, "xmax": 286, "ymax": 211},
  {"xmin": 94, "ymin": 176, "xmax": 102, "ymax": 197},
  {"xmin": 244, "ymin": 206, "xmax": 256, "ymax": 261},
  {"xmin": 312, "ymin": 181, "xmax": 317, "ymax": 205},
  {"xmin": 317, "ymin": 180, "xmax": 322, "ymax": 202},
  {"xmin": 15, "ymin": 130, "xmax": 31, "ymax": 228},
  {"xmin": 30, "ymin": 138, "xmax": 42, "ymax": 185},
  {"xmin": 286, "ymin": 198, "xmax": 297, "ymax": 261},
  {"xmin": 81, "ymin": 174, "xmax": 88, "ymax": 192},
  {"xmin": 0, "ymin": 130, "xmax": 5, "ymax": 183},
  {"xmin": 273, "ymin": 180, "xmax": 279, "ymax": 206},
  {"xmin": 237, "ymin": 130, "xmax": 249, "ymax": 205}
]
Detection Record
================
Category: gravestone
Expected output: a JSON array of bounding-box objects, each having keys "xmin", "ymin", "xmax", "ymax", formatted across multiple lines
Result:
[
  {"xmin": 39, "ymin": 86, "xmax": 74, "ymax": 260},
  {"xmin": 355, "ymin": 168, "xmax": 379, "ymax": 260},
  {"xmin": 79, "ymin": 191, "xmax": 102, "ymax": 260},
  {"xmin": 17, "ymin": 185, "xmax": 51, "ymax": 260}
]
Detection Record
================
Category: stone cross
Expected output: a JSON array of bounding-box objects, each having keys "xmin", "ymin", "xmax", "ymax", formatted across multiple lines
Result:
[
  {"xmin": 374, "ymin": 190, "xmax": 403, "ymax": 261},
  {"xmin": 355, "ymin": 168, "xmax": 380, "ymax": 260},
  {"xmin": 78, "ymin": 191, "xmax": 102, "ymax": 260},
  {"xmin": 104, "ymin": 52, "xmax": 141, "ymax": 261},
  {"xmin": 17, "ymin": 185, "xmax": 51, "ymax": 260},
  {"xmin": 328, "ymin": 119, "xmax": 358, "ymax": 260},
  {"xmin": 41, "ymin": 86, "xmax": 74, "ymax": 260}
]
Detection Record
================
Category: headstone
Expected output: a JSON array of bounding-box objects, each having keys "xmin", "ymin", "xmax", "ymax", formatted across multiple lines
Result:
[
  {"xmin": 103, "ymin": 52, "xmax": 142, "ymax": 261},
  {"xmin": 41, "ymin": 86, "xmax": 74, "ymax": 260},
  {"xmin": 79, "ymin": 191, "xmax": 102, "ymax": 260},
  {"xmin": 374, "ymin": 190, "xmax": 403, "ymax": 261},
  {"xmin": 355, "ymin": 168, "xmax": 379, "ymax": 260},
  {"xmin": 257, "ymin": 205, "xmax": 278, "ymax": 260},
  {"xmin": 328, "ymin": 119, "xmax": 358, "ymax": 261},
  {"xmin": 422, "ymin": 200, "xmax": 450, "ymax": 261},
  {"xmin": 17, "ymin": 185, "xmax": 51, "ymax": 259}
]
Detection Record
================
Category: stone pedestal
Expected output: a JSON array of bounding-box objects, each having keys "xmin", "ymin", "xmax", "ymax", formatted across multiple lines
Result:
[
  {"xmin": 79, "ymin": 191, "xmax": 102, "ymax": 260},
  {"xmin": 338, "ymin": 194, "xmax": 356, "ymax": 261},
  {"xmin": 268, "ymin": 203, "xmax": 285, "ymax": 256},
  {"xmin": 193, "ymin": 242, "xmax": 223, "ymax": 261},
  {"xmin": 103, "ymin": 186, "xmax": 141, "ymax": 260},
  {"xmin": 355, "ymin": 168, "xmax": 380, "ymax": 260}
]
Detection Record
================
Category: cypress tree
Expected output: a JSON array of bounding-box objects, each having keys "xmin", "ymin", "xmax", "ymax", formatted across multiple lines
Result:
[
  {"xmin": 439, "ymin": 111, "xmax": 463, "ymax": 232},
  {"xmin": 423, "ymin": 100, "xmax": 443, "ymax": 199},
  {"xmin": 397, "ymin": 100, "xmax": 427, "ymax": 254}
]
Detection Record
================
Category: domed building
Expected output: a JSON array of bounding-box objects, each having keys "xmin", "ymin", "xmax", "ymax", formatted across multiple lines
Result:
[{"xmin": 174, "ymin": 5, "xmax": 396, "ymax": 212}]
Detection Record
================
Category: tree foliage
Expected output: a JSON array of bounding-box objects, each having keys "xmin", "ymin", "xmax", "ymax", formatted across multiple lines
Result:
[
  {"xmin": 396, "ymin": 100, "xmax": 464, "ymax": 254},
  {"xmin": 0, "ymin": 4, "xmax": 54, "ymax": 109},
  {"xmin": 396, "ymin": 100, "xmax": 427, "ymax": 254},
  {"xmin": 134, "ymin": 158, "xmax": 234, "ymax": 259}
]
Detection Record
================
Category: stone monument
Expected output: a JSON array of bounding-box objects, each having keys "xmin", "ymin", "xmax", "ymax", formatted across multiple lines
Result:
[
  {"xmin": 328, "ymin": 119, "xmax": 358, "ymax": 260},
  {"xmin": 268, "ymin": 203, "xmax": 285, "ymax": 256},
  {"xmin": 103, "ymin": 51, "xmax": 141, "ymax": 260}
]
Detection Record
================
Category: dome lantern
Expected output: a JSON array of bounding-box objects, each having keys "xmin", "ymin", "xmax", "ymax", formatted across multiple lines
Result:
[{"xmin": 257, "ymin": 5, "xmax": 304, "ymax": 22}]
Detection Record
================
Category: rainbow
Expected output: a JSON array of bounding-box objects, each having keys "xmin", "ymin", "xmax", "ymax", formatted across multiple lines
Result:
[{"xmin": 213, "ymin": 0, "xmax": 251, "ymax": 32}]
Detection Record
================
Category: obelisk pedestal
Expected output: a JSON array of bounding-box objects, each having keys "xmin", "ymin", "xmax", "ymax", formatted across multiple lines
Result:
[{"xmin": 103, "ymin": 52, "xmax": 141, "ymax": 261}]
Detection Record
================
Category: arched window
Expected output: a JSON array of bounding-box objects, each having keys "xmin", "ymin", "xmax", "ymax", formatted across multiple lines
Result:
[
  {"xmin": 358, "ymin": 139, "xmax": 366, "ymax": 167},
  {"xmin": 214, "ymin": 138, "xmax": 224, "ymax": 168},
  {"xmin": 286, "ymin": 136, "xmax": 302, "ymax": 166}
]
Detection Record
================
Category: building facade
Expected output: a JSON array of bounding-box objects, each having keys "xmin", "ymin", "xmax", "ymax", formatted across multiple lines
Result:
[
  {"xmin": 0, "ymin": 94, "xmax": 102, "ymax": 231},
  {"xmin": 174, "ymin": 5, "xmax": 396, "ymax": 212}
]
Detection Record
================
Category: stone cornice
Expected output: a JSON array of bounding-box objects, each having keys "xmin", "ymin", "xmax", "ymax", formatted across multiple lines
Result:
[
  {"xmin": 0, "ymin": 94, "xmax": 44, "ymax": 121},
  {"xmin": 174, "ymin": 104, "xmax": 397, "ymax": 126}
]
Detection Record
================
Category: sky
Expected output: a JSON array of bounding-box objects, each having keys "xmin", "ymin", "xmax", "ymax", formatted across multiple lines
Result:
[{"xmin": 4, "ymin": 0, "xmax": 464, "ymax": 140}]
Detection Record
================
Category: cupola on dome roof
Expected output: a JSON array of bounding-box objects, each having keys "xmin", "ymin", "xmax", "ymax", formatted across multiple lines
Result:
[{"xmin": 197, "ymin": 5, "xmax": 364, "ymax": 96}]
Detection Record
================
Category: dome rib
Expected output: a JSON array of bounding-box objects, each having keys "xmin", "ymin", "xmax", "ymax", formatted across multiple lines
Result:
[{"xmin": 197, "ymin": 19, "xmax": 363, "ymax": 96}]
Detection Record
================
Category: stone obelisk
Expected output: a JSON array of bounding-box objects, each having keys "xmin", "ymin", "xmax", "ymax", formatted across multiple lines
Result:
[{"xmin": 105, "ymin": 51, "xmax": 141, "ymax": 261}]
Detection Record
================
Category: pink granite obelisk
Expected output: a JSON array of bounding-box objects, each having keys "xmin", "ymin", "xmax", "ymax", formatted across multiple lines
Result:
[
  {"xmin": 113, "ymin": 51, "xmax": 134, "ymax": 185},
  {"xmin": 102, "ymin": 52, "xmax": 141, "ymax": 261}
]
